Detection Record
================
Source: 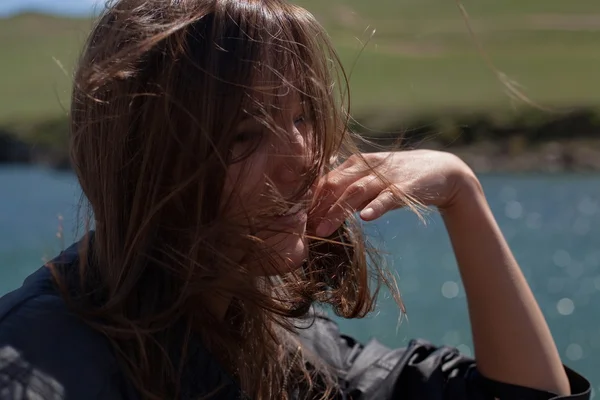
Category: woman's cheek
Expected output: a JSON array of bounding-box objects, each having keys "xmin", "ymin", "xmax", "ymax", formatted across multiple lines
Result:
[{"xmin": 223, "ymin": 155, "xmax": 269, "ymax": 215}]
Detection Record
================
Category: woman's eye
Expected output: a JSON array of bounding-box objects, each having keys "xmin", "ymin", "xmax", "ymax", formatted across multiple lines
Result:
[
  {"xmin": 234, "ymin": 130, "xmax": 261, "ymax": 143},
  {"xmin": 294, "ymin": 115, "xmax": 306, "ymax": 127}
]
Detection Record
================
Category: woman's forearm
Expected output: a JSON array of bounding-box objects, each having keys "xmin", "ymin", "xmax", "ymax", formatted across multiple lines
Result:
[{"xmin": 442, "ymin": 175, "xmax": 570, "ymax": 395}]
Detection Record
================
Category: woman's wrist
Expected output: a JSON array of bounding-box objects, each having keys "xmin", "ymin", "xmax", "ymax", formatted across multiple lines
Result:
[{"xmin": 439, "ymin": 164, "xmax": 486, "ymax": 215}]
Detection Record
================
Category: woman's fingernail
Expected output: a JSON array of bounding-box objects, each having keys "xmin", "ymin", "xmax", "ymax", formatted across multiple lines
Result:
[
  {"xmin": 316, "ymin": 221, "xmax": 331, "ymax": 237},
  {"xmin": 361, "ymin": 208, "xmax": 375, "ymax": 220}
]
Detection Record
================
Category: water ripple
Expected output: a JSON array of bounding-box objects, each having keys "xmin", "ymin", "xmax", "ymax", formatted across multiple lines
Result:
[
  {"xmin": 557, "ymin": 298, "xmax": 575, "ymax": 316},
  {"xmin": 441, "ymin": 281, "xmax": 459, "ymax": 299},
  {"xmin": 566, "ymin": 343, "xmax": 584, "ymax": 361}
]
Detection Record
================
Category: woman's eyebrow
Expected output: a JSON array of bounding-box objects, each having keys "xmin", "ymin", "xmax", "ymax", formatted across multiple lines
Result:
[
  {"xmin": 239, "ymin": 109, "xmax": 262, "ymax": 122},
  {"xmin": 238, "ymin": 98, "xmax": 305, "ymax": 124}
]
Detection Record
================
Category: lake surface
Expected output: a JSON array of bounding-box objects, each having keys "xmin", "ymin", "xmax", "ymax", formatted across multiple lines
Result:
[{"xmin": 1, "ymin": 166, "xmax": 600, "ymax": 393}]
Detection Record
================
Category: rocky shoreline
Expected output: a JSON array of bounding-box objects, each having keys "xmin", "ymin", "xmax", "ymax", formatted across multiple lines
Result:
[
  {"xmin": 3, "ymin": 106, "xmax": 600, "ymax": 173},
  {"xmin": 0, "ymin": 132, "xmax": 71, "ymax": 170},
  {"xmin": 422, "ymin": 139, "xmax": 600, "ymax": 173},
  {"xmin": 450, "ymin": 141, "xmax": 600, "ymax": 173},
  {"xmin": 2, "ymin": 130, "xmax": 600, "ymax": 173}
]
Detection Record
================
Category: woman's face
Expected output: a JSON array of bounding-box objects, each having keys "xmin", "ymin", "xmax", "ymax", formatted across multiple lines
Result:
[{"xmin": 223, "ymin": 93, "xmax": 314, "ymax": 274}]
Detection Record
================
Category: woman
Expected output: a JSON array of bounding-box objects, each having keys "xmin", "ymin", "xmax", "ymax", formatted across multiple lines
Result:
[{"xmin": 0, "ymin": 0, "xmax": 591, "ymax": 399}]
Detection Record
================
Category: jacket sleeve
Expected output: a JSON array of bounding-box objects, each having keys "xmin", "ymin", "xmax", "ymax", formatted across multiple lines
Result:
[
  {"xmin": 296, "ymin": 314, "xmax": 591, "ymax": 400},
  {"xmin": 367, "ymin": 338, "xmax": 590, "ymax": 400}
]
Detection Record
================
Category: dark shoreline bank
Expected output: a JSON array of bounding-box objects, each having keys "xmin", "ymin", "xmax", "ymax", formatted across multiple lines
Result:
[
  {"xmin": 2, "ymin": 107, "xmax": 600, "ymax": 173},
  {"xmin": 2, "ymin": 134, "xmax": 600, "ymax": 173},
  {"xmin": 364, "ymin": 138, "xmax": 600, "ymax": 173}
]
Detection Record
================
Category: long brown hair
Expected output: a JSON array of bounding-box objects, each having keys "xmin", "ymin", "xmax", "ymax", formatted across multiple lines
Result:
[{"xmin": 53, "ymin": 0, "xmax": 402, "ymax": 398}]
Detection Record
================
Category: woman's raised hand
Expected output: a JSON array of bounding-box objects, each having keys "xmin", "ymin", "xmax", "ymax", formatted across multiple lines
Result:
[{"xmin": 312, "ymin": 150, "xmax": 478, "ymax": 238}]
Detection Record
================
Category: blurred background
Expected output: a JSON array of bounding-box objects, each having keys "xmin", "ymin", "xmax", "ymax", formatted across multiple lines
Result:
[{"xmin": 1, "ymin": 0, "xmax": 599, "ymax": 394}]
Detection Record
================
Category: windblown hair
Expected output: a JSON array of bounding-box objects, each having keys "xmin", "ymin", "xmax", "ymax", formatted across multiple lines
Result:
[{"xmin": 52, "ymin": 0, "xmax": 403, "ymax": 398}]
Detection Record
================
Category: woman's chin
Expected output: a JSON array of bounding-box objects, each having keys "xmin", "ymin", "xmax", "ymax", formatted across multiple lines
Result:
[
  {"xmin": 264, "ymin": 231, "xmax": 308, "ymax": 275},
  {"xmin": 279, "ymin": 236, "xmax": 308, "ymax": 271}
]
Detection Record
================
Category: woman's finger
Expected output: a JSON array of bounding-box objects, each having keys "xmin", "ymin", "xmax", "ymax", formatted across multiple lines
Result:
[
  {"xmin": 315, "ymin": 175, "xmax": 380, "ymax": 237},
  {"xmin": 311, "ymin": 161, "xmax": 371, "ymax": 222},
  {"xmin": 360, "ymin": 186, "xmax": 407, "ymax": 221}
]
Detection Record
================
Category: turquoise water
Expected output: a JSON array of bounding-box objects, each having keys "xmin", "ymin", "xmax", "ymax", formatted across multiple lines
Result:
[{"xmin": 2, "ymin": 166, "xmax": 600, "ymax": 392}]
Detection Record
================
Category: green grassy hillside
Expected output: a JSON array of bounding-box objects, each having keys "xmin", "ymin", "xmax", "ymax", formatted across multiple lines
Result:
[
  {"xmin": 298, "ymin": 0, "xmax": 600, "ymax": 117},
  {"xmin": 1, "ymin": 0, "xmax": 599, "ymax": 137},
  {"xmin": 0, "ymin": 14, "xmax": 92, "ymax": 123}
]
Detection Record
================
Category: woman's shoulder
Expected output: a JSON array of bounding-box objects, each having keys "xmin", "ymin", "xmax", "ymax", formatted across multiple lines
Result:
[{"xmin": 0, "ymin": 264, "xmax": 135, "ymax": 399}]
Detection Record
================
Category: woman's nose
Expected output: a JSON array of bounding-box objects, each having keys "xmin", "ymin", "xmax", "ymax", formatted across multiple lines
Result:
[{"xmin": 273, "ymin": 129, "xmax": 309, "ymax": 186}]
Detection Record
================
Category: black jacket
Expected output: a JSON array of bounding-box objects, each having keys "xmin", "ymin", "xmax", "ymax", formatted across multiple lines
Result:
[{"xmin": 0, "ymin": 238, "xmax": 591, "ymax": 399}]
